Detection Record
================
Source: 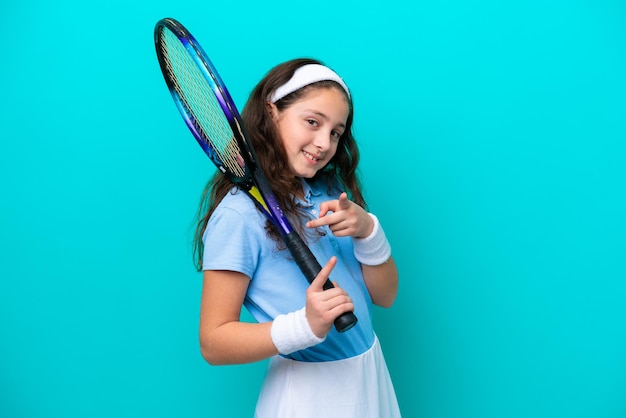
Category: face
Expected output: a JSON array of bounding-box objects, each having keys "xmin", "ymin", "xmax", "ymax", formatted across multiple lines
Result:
[{"xmin": 270, "ymin": 87, "xmax": 350, "ymax": 179}]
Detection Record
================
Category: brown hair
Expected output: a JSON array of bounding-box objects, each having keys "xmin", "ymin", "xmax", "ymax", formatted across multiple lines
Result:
[{"xmin": 192, "ymin": 58, "xmax": 366, "ymax": 271}]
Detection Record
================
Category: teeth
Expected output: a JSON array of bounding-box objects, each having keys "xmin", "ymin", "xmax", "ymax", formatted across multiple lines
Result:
[{"xmin": 303, "ymin": 151, "xmax": 319, "ymax": 161}]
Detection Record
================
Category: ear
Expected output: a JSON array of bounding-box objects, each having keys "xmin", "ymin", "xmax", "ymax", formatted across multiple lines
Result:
[{"xmin": 266, "ymin": 101, "xmax": 279, "ymax": 119}]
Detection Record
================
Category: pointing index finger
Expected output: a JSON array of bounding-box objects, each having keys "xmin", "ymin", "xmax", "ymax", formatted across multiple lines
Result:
[
  {"xmin": 309, "ymin": 256, "xmax": 337, "ymax": 291},
  {"xmin": 338, "ymin": 192, "xmax": 351, "ymax": 210}
]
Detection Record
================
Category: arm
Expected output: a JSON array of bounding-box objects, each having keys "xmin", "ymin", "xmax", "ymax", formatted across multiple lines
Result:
[
  {"xmin": 360, "ymin": 256, "xmax": 398, "ymax": 308},
  {"xmin": 305, "ymin": 193, "xmax": 399, "ymax": 308},
  {"xmin": 199, "ymin": 259, "xmax": 354, "ymax": 365},
  {"xmin": 199, "ymin": 269, "xmax": 277, "ymax": 365}
]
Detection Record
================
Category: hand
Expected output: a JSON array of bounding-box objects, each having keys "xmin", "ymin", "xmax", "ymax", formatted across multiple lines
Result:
[
  {"xmin": 305, "ymin": 192, "xmax": 374, "ymax": 239},
  {"xmin": 305, "ymin": 256, "xmax": 354, "ymax": 338}
]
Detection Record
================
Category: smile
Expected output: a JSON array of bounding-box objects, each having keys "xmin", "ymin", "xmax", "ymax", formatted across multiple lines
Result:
[{"xmin": 302, "ymin": 150, "xmax": 321, "ymax": 162}]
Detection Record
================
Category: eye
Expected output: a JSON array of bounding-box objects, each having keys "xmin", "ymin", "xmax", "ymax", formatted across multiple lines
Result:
[
  {"xmin": 331, "ymin": 130, "xmax": 343, "ymax": 141},
  {"xmin": 306, "ymin": 119, "xmax": 319, "ymax": 127}
]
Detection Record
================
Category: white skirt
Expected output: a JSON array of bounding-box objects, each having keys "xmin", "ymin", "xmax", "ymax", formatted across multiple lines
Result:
[{"xmin": 254, "ymin": 336, "xmax": 401, "ymax": 418}]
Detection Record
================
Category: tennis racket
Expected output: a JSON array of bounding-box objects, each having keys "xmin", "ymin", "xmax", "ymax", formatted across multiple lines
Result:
[{"xmin": 154, "ymin": 18, "xmax": 357, "ymax": 333}]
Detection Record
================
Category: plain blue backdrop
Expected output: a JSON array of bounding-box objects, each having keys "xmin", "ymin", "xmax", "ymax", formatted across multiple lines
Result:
[{"xmin": 2, "ymin": 1, "xmax": 625, "ymax": 417}]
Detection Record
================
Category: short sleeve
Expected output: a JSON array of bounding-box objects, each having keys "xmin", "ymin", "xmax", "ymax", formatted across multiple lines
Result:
[{"xmin": 202, "ymin": 205, "xmax": 260, "ymax": 279}]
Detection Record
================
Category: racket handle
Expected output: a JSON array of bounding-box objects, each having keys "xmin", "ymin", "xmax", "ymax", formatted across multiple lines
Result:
[{"xmin": 284, "ymin": 232, "xmax": 358, "ymax": 333}]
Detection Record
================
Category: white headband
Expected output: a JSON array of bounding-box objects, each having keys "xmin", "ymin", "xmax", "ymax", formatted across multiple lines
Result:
[{"xmin": 270, "ymin": 64, "xmax": 350, "ymax": 103}]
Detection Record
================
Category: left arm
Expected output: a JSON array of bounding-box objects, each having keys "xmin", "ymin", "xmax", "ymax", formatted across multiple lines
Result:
[
  {"xmin": 361, "ymin": 257, "xmax": 398, "ymax": 308},
  {"xmin": 306, "ymin": 193, "xmax": 399, "ymax": 307}
]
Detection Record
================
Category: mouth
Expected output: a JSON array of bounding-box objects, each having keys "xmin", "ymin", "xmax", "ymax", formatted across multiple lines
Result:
[{"xmin": 302, "ymin": 150, "xmax": 321, "ymax": 163}]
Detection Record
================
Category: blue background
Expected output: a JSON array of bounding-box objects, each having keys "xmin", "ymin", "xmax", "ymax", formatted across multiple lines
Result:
[{"xmin": 2, "ymin": 1, "xmax": 625, "ymax": 417}]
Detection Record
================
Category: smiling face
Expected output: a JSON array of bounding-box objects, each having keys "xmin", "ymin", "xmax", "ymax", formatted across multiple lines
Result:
[{"xmin": 269, "ymin": 87, "xmax": 350, "ymax": 179}]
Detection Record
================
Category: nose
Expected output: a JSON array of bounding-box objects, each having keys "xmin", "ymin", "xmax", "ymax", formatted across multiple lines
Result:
[{"xmin": 313, "ymin": 130, "xmax": 332, "ymax": 151}]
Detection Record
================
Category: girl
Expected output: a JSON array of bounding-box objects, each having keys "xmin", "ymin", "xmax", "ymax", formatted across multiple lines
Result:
[{"xmin": 194, "ymin": 58, "xmax": 401, "ymax": 417}]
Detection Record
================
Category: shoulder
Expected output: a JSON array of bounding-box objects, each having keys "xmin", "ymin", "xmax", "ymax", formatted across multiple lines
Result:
[
  {"xmin": 205, "ymin": 187, "xmax": 266, "ymax": 240},
  {"xmin": 202, "ymin": 187, "xmax": 268, "ymax": 263},
  {"xmin": 216, "ymin": 187, "xmax": 260, "ymax": 217}
]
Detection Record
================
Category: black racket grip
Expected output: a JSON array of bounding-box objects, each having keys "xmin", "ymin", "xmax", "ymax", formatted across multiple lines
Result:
[{"xmin": 283, "ymin": 231, "xmax": 358, "ymax": 333}]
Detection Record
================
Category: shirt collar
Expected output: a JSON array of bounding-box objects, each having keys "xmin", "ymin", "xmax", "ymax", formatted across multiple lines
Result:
[{"xmin": 297, "ymin": 178, "xmax": 323, "ymax": 207}]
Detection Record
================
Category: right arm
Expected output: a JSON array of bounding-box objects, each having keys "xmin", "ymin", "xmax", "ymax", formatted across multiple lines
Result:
[
  {"xmin": 199, "ymin": 257, "xmax": 353, "ymax": 365},
  {"xmin": 199, "ymin": 269, "xmax": 277, "ymax": 365}
]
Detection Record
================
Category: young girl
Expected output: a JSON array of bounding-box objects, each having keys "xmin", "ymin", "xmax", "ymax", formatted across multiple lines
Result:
[{"xmin": 194, "ymin": 58, "xmax": 401, "ymax": 417}]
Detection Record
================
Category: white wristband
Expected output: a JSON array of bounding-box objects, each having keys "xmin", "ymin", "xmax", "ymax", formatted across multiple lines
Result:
[
  {"xmin": 353, "ymin": 213, "xmax": 392, "ymax": 266},
  {"xmin": 270, "ymin": 307, "xmax": 325, "ymax": 355}
]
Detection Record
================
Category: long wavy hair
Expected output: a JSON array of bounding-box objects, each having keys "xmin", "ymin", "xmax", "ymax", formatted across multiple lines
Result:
[{"xmin": 193, "ymin": 58, "xmax": 366, "ymax": 271}]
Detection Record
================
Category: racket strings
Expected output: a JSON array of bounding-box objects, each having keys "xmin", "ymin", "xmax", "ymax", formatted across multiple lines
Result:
[{"xmin": 159, "ymin": 28, "xmax": 246, "ymax": 178}]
